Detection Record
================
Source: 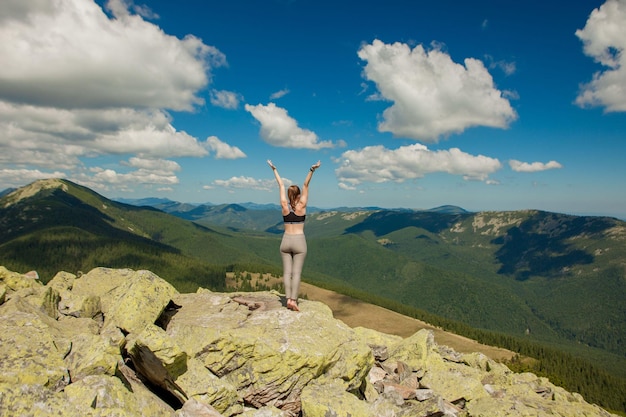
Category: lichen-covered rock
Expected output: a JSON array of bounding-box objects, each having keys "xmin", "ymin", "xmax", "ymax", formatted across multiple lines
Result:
[
  {"xmin": 127, "ymin": 323, "xmax": 188, "ymax": 380},
  {"xmin": 49, "ymin": 270, "xmax": 104, "ymax": 319},
  {"xmin": 47, "ymin": 270, "xmax": 77, "ymax": 293},
  {"xmin": 353, "ymin": 325, "xmax": 403, "ymax": 348},
  {"xmin": 165, "ymin": 290, "xmax": 373, "ymax": 415},
  {"xmin": 0, "ymin": 266, "xmax": 43, "ymax": 293},
  {"xmin": 465, "ymin": 371, "xmax": 617, "ymax": 417},
  {"xmin": 0, "ymin": 382, "xmax": 70, "ymax": 417},
  {"xmin": 238, "ymin": 405, "xmax": 286, "ymax": 416},
  {"xmin": 175, "ymin": 357, "xmax": 243, "ymax": 416},
  {"xmin": 62, "ymin": 374, "xmax": 174, "ymax": 417},
  {"xmin": 387, "ymin": 328, "xmax": 441, "ymax": 369},
  {"xmin": 101, "ymin": 269, "xmax": 179, "ymax": 334},
  {"xmin": 59, "ymin": 291, "xmax": 103, "ymax": 319},
  {"xmin": 0, "ymin": 296, "xmax": 70, "ymax": 389},
  {"xmin": 64, "ymin": 327, "xmax": 124, "ymax": 381},
  {"xmin": 69, "ymin": 267, "xmax": 133, "ymax": 307},
  {"xmin": 175, "ymin": 397, "xmax": 224, "ymax": 417},
  {"xmin": 301, "ymin": 379, "xmax": 372, "ymax": 416},
  {"xmin": 38, "ymin": 285, "xmax": 61, "ymax": 318}
]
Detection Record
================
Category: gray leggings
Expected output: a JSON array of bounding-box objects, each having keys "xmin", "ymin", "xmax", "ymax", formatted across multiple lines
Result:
[{"xmin": 280, "ymin": 234, "xmax": 307, "ymax": 300}]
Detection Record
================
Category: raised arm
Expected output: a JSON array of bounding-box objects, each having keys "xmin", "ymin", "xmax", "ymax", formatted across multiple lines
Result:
[
  {"xmin": 268, "ymin": 160, "xmax": 289, "ymax": 213},
  {"xmin": 300, "ymin": 160, "xmax": 321, "ymax": 207}
]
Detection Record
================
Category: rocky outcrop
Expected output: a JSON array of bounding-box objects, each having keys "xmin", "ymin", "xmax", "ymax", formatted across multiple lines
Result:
[{"xmin": 0, "ymin": 266, "xmax": 617, "ymax": 416}]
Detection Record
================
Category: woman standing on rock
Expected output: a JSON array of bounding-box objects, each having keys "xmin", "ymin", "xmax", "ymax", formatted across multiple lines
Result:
[{"xmin": 268, "ymin": 159, "xmax": 321, "ymax": 311}]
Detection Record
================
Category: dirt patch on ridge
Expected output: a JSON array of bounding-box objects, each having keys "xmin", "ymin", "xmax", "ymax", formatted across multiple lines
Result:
[{"xmin": 299, "ymin": 282, "xmax": 516, "ymax": 362}]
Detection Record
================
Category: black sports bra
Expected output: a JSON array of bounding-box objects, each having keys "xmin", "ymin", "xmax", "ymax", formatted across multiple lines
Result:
[{"xmin": 283, "ymin": 209, "xmax": 306, "ymax": 224}]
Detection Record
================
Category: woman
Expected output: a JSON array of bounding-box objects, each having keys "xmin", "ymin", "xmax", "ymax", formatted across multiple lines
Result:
[{"xmin": 268, "ymin": 159, "xmax": 321, "ymax": 311}]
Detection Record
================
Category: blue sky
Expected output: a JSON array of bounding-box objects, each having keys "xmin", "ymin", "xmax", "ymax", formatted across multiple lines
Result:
[{"xmin": 1, "ymin": 0, "xmax": 625, "ymax": 218}]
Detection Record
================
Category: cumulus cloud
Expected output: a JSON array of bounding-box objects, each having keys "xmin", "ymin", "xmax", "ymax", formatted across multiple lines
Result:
[
  {"xmin": 244, "ymin": 103, "xmax": 335, "ymax": 149},
  {"xmin": 0, "ymin": 0, "xmax": 224, "ymax": 192},
  {"xmin": 575, "ymin": 0, "xmax": 626, "ymax": 112},
  {"xmin": 210, "ymin": 90, "xmax": 242, "ymax": 109},
  {"xmin": 213, "ymin": 176, "xmax": 277, "ymax": 191},
  {"xmin": 357, "ymin": 40, "xmax": 518, "ymax": 142},
  {"xmin": 0, "ymin": 0, "xmax": 224, "ymax": 110},
  {"xmin": 509, "ymin": 160, "xmax": 563, "ymax": 172},
  {"xmin": 205, "ymin": 136, "xmax": 246, "ymax": 159},
  {"xmin": 334, "ymin": 143, "xmax": 502, "ymax": 188}
]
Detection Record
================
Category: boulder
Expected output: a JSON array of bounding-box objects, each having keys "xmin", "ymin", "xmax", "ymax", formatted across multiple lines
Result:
[
  {"xmin": 62, "ymin": 374, "xmax": 175, "ymax": 417},
  {"xmin": 64, "ymin": 326, "xmax": 124, "ymax": 381},
  {"xmin": 165, "ymin": 290, "xmax": 374, "ymax": 416},
  {"xmin": 175, "ymin": 357, "xmax": 243, "ymax": 416},
  {"xmin": 0, "ymin": 266, "xmax": 43, "ymax": 294},
  {"xmin": 300, "ymin": 379, "xmax": 372, "ymax": 416},
  {"xmin": 100, "ymin": 269, "xmax": 178, "ymax": 333},
  {"xmin": 0, "ymin": 296, "xmax": 70, "ymax": 389}
]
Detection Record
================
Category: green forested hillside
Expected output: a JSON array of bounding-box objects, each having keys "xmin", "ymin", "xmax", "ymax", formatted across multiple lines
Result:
[{"xmin": 0, "ymin": 179, "xmax": 273, "ymax": 291}]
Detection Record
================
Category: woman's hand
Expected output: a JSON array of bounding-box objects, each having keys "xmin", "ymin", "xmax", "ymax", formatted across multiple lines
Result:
[
  {"xmin": 310, "ymin": 160, "xmax": 321, "ymax": 171},
  {"xmin": 267, "ymin": 159, "xmax": 276, "ymax": 170}
]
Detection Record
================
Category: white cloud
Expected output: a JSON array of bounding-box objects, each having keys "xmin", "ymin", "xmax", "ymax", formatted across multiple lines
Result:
[
  {"xmin": 213, "ymin": 176, "xmax": 277, "ymax": 191},
  {"xmin": 0, "ymin": 103, "xmax": 208, "ymax": 162},
  {"xmin": 244, "ymin": 103, "xmax": 335, "ymax": 149},
  {"xmin": 0, "ymin": 0, "xmax": 223, "ymax": 191},
  {"xmin": 63, "ymin": 155, "xmax": 182, "ymax": 193},
  {"xmin": 106, "ymin": 0, "xmax": 159, "ymax": 20},
  {"xmin": 205, "ymin": 136, "xmax": 247, "ymax": 159},
  {"xmin": 334, "ymin": 143, "xmax": 502, "ymax": 187},
  {"xmin": 357, "ymin": 39, "xmax": 518, "ymax": 142},
  {"xmin": 0, "ymin": 0, "xmax": 225, "ymax": 110},
  {"xmin": 0, "ymin": 168, "xmax": 67, "ymax": 189},
  {"xmin": 509, "ymin": 160, "xmax": 563, "ymax": 172},
  {"xmin": 91, "ymin": 167, "xmax": 179, "ymax": 185},
  {"xmin": 122, "ymin": 157, "xmax": 181, "ymax": 173},
  {"xmin": 484, "ymin": 55, "xmax": 517, "ymax": 76},
  {"xmin": 92, "ymin": 114, "xmax": 209, "ymax": 157},
  {"xmin": 210, "ymin": 90, "xmax": 242, "ymax": 109},
  {"xmin": 338, "ymin": 182, "xmax": 357, "ymax": 191},
  {"xmin": 270, "ymin": 89, "xmax": 290, "ymax": 100},
  {"xmin": 575, "ymin": 0, "xmax": 626, "ymax": 112}
]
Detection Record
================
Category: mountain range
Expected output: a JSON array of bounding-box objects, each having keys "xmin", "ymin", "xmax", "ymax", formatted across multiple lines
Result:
[{"xmin": 1, "ymin": 179, "xmax": 625, "ymax": 399}]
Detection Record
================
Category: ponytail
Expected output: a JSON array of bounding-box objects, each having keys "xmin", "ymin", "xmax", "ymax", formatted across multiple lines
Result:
[{"xmin": 287, "ymin": 185, "xmax": 301, "ymax": 211}]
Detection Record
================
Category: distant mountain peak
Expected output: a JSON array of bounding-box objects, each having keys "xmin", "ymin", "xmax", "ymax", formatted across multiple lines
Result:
[
  {"xmin": 426, "ymin": 205, "xmax": 468, "ymax": 214},
  {"xmin": 2, "ymin": 178, "xmax": 67, "ymax": 208}
]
